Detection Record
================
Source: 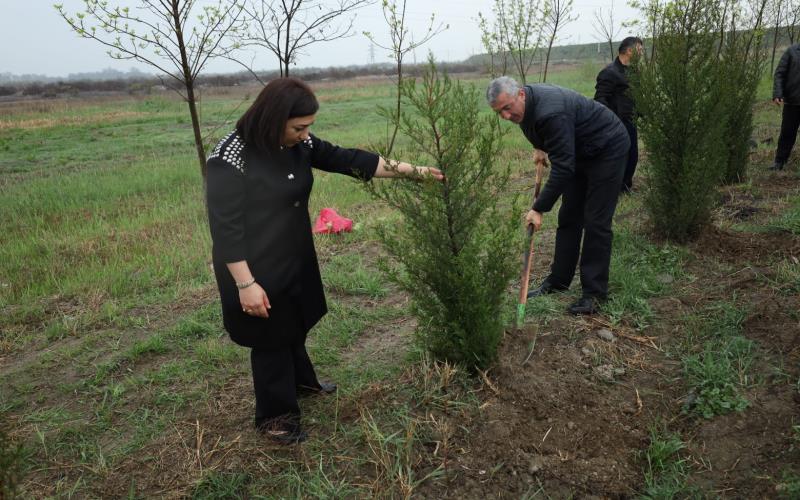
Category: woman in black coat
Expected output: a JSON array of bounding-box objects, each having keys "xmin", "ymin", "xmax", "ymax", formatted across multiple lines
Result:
[{"xmin": 206, "ymin": 77, "xmax": 442, "ymax": 444}]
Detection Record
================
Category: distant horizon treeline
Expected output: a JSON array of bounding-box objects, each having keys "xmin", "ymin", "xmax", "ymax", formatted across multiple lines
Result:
[
  {"xmin": 3, "ymin": 26, "xmax": 798, "ymax": 99},
  {"xmin": 0, "ymin": 60, "xmax": 487, "ymax": 99},
  {"xmin": 0, "ymin": 67, "xmax": 152, "ymax": 85},
  {"xmin": 1, "ymin": 37, "xmax": 623, "ymax": 85}
]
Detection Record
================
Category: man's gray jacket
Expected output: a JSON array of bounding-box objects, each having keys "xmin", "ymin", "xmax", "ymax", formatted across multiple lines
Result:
[
  {"xmin": 519, "ymin": 84, "xmax": 628, "ymax": 213},
  {"xmin": 773, "ymin": 44, "xmax": 800, "ymax": 105}
]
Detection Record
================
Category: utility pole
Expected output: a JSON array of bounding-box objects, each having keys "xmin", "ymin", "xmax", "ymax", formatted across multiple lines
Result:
[{"xmin": 369, "ymin": 42, "xmax": 376, "ymax": 65}]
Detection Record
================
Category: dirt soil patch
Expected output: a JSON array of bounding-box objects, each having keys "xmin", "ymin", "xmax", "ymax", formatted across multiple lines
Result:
[{"xmin": 420, "ymin": 170, "xmax": 800, "ymax": 498}]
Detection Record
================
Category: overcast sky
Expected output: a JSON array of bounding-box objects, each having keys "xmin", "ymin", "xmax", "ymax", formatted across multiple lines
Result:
[{"xmin": 0, "ymin": 0, "xmax": 639, "ymax": 77}]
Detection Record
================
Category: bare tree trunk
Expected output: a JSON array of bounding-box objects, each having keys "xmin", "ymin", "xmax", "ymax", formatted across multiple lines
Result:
[
  {"xmin": 543, "ymin": 36, "xmax": 555, "ymax": 82},
  {"xmin": 772, "ymin": 1, "xmax": 783, "ymax": 74},
  {"xmin": 786, "ymin": 8, "xmax": 799, "ymax": 44},
  {"xmin": 186, "ymin": 85, "xmax": 207, "ymax": 177},
  {"xmin": 170, "ymin": 0, "xmax": 206, "ymax": 177},
  {"xmin": 284, "ymin": 9, "xmax": 292, "ymax": 77},
  {"xmin": 387, "ymin": 58, "xmax": 402, "ymax": 155}
]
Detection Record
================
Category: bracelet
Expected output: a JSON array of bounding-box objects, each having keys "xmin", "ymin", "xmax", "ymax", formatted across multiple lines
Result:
[{"xmin": 236, "ymin": 277, "xmax": 256, "ymax": 290}]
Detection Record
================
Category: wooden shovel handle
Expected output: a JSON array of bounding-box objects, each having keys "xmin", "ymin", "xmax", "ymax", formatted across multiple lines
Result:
[{"xmin": 518, "ymin": 160, "xmax": 546, "ymax": 304}]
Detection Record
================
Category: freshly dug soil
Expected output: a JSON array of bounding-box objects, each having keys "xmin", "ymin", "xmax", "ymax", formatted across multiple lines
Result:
[{"xmin": 421, "ymin": 172, "xmax": 800, "ymax": 498}]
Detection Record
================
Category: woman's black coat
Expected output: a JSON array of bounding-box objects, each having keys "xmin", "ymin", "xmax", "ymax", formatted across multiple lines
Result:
[{"xmin": 206, "ymin": 132, "xmax": 378, "ymax": 349}]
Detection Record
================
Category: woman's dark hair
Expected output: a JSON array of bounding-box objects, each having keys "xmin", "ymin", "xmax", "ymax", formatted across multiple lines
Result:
[{"xmin": 236, "ymin": 77, "xmax": 319, "ymax": 152}]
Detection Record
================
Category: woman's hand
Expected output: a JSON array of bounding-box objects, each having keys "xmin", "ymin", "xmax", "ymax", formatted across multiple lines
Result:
[
  {"xmin": 525, "ymin": 209, "xmax": 542, "ymax": 231},
  {"xmin": 240, "ymin": 283, "xmax": 271, "ymax": 318},
  {"xmin": 374, "ymin": 158, "xmax": 445, "ymax": 181},
  {"xmin": 413, "ymin": 166, "xmax": 445, "ymax": 181}
]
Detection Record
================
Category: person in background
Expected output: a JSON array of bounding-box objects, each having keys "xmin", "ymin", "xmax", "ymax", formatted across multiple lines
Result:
[
  {"xmin": 206, "ymin": 77, "xmax": 443, "ymax": 444},
  {"xmin": 771, "ymin": 42, "xmax": 800, "ymax": 171},
  {"xmin": 594, "ymin": 36, "xmax": 644, "ymax": 193},
  {"xmin": 487, "ymin": 76, "xmax": 629, "ymax": 315}
]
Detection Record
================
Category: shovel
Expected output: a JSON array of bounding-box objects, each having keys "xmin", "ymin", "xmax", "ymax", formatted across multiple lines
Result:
[{"xmin": 516, "ymin": 159, "xmax": 546, "ymax": 330}]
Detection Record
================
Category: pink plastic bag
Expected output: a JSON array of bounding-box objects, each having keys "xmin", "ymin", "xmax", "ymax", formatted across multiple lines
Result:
[{"xmin": 312, "ymin": 207, "xmax": 353, "ymax": 234}]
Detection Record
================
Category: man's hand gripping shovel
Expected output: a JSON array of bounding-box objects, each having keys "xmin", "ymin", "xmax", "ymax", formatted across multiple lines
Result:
[{"xmin": 516, "ymin": 156, "xmax": 546, "ymax": 331}]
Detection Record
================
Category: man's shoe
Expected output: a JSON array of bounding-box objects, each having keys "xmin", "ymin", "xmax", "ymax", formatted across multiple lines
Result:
[
  {"xmin": 568, "ymin": 296, "xmax": 602, "ymax": 315},
  {"xmin": 769, "ymin": 161, "xmax": 785, "ymax": 171},
  {"xmin": 527, "ymin": 281, "xmax": 567, "ymax": 299}
]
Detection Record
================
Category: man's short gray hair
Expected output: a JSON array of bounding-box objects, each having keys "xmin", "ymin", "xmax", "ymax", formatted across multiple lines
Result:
[{"xmin": 486, "ymin": 76, "xmax": 521, "ymax": 105}]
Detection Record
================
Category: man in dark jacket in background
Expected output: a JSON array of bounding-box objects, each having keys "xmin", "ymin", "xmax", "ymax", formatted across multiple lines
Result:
[
  {"xmin": 487, "ymin": 77, "xmax": 630, "ymax": 315},
  {"xmin": 594, "ymin": 36, "xmax": 643, "ymax": 192},
  {"xmin": 771, "ymin": 43, "xmax": 800, "ymax": 171}
]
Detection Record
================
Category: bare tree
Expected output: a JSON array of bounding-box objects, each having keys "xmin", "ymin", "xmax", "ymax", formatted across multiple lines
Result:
[
  {"xmin": 478, "ymin": 0, "xmax": 547, "ymax": 84},
  {"xmin": 542, "ymin": 0, "xmax": 576, "ymax": 81},
  {"xmin": 364, "ymin": 0, "xmax": 446, "ymax": 155},
  {"xmin": 784, "ymin": 0, "xmax": 800, "ymax": 43},
  {"xmin": 593, "ymin": 0, "xmax": 623, "ymax": 60},
  {"xmin": 236, "ymin": 0, "xmax": 373, "ymax": 78},
  {"xmin": 477, "ymin": 10, "xmax": 509, "ymax": 78},
  {"xmin": 55, "ymin": 0, "xmax": 244, "ymax": 177},
  {"xmin": 770, "ymin": 0, "xmax": 786, "ymax": 73}
]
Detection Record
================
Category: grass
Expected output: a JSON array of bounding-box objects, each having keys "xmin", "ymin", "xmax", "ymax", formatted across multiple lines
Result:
[
  {"xmin": 640, "ymin": 427, "xmax": 700, "ymax": 499},
  {"xmin": 322, "ymin": 252, "xmax": 388, "ymax": 298},
  {"xmin": 191, "ymin": 471, "xmax": 250, "ymax": 499},
  {"xmin": 778, "ymin": 470, "xmax": 800, "ymax": 499},
  {"xmin": 0, "ymin": 423, "xmax": 25, "ymax": 499},
  {"xmin": 767, "ymin": 194, "xmax": 800, "ymax": 234},
  {"xmin": 679, "ymin": 300, "xmax": 754, "ymax": 419},
  {"xmin": 237, "ymin": 356, "xmax": 473, "ymax": 498},
  {"xmin": 605, "ymin": 226, "xmax": 689, "ymax": 329},
  {"xmin": 765, "ymin": 259, "xmax": 800, "ymax": 295}
]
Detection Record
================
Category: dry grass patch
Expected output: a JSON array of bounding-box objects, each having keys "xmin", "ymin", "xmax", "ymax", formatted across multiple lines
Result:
[{"xmin": 0, "ymin": 110, "xmax": 150, "ymax": 131}]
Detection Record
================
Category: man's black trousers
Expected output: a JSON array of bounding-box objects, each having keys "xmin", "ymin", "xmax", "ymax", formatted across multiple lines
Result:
[
  {"xmin": 622, "ymin": 119, "xmax": 638, "ymax": 192},
  {"xmin": 775, "ymin": 103, "xmax": 800, "ymax": 164},
  {"xmin": 546, "ymin": 152, "xmax": 627, "ymax": 299},
  {"xmin": 250, "ymin": 334, "xmax": 321, "ymax": 427}
]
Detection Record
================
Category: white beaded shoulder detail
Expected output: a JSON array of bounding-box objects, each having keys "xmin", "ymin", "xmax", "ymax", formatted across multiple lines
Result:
[{"xmin": 208, "ymin": 131, "xmax": 246, "ymax": 174}]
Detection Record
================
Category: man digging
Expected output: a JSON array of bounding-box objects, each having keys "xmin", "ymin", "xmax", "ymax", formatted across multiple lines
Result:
[{"xmin": 487, "ymin": 77, "xmax": 630, "ymax": 315}]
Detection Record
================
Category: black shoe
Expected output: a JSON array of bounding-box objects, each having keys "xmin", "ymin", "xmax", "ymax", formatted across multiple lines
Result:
[
  {"xmin": 256, "ymin": 415, "xmax": 308, "ymax": 444},
  {"xmin": 568, "ymin": 296, "xmax": 603, "ymax": 315},
  {"xmin": 527, "ymin": 281, "xmax": 567, "ymax": 299},
  {"xmin": 298, "ymin": 381, "xmax": 337, "ymax": 396},
  {"xmin": 769, "ymin": 161, "xmax": 785, "ymax": 171}
]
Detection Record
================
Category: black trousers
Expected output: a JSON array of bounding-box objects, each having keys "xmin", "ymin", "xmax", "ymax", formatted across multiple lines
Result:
[
  {"xmin": 621, "ymin": 119, "xmax": 638, "ymax": 192},
  {"xmin": 250, "ymin": 337, "xmax": 321, "ymax": 427},
  {"xmin": 546, "ymin": 152, "xmax": 627, "ymax": 299},
  {"xmin": 775, "ymin": 104, "xmax": 800, "ymax": 164}
]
